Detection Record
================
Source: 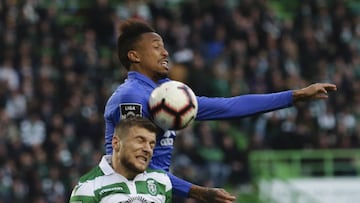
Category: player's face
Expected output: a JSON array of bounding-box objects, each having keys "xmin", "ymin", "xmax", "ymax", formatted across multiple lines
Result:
[
  {"xmin": 135, "ymin": 32, "xmax": 169, "ymax": 81},
  {"xmin": 118, "ymin": 127, "xmax": 156, "ymax": 176}
]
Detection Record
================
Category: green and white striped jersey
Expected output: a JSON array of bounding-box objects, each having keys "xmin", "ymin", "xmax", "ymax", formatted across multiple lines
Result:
[{"xmin": 70, "ymin": 155, "xmax": 172, "ymax": 203}]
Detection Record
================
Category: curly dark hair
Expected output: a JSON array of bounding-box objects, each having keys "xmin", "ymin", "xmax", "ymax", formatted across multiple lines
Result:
[{"xmin": 117, "ymin": 19, "xmax": 155, "ymax": 70}]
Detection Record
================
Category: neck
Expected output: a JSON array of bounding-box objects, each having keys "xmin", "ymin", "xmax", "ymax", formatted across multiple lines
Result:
[{"xmin": 130, "ymin": 67, "xmax": 166, "ymax": 83}]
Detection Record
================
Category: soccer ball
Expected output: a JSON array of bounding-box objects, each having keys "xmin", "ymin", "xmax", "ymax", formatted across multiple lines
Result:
[{"xmin": 149, "ymin": 81, "xmax": 198, "ymax": 131}]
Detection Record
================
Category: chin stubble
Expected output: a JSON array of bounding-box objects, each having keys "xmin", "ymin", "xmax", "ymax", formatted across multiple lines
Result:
[{"xmin": 121, "ymin": 156, "xmax": 143, "ymax": 174}]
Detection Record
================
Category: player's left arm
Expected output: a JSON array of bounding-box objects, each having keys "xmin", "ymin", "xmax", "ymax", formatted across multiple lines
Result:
[
  {"xmin": 189, "ymin": 184, "xmax": 236, "ymax": 203},
  {"xmin": 195, "ymin": 83, "xmax": 337, "ymax": 120},
  {"xmin": 292, "ymin": 83, "xmax": 337, "ymax": 102},
  {"xmin": 167, "ymin": 173, "xmax": 235, "ymax": 202},
  {"xmin": 196, "ymin": 90, "xmax": 293, "ymax": 120}
]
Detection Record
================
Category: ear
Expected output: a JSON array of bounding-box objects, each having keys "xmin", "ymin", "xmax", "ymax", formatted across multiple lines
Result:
[
  {"xmin": 112, "ymin": 135, "xmax": 120, "ymax": 152},
  {"xmin": 128, "ymin": 50, "xmax": 140, "ymax": 63}
]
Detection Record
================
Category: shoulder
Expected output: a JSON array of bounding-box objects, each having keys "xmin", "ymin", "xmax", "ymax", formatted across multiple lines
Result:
[
  {"xmin": 108, "ymin": 81, "xmax": 151, "ymax": 104},
  {"xmin": 70, "ymin": 166, "xmax": 115, "ymax": 200},
  {"xmin": 104, "ymin": 84, "xmax": 150, "ymax": 117},
  {"xmin": 145, "ymin": 169, "xmax": 172, "ymax": 186},
  {"xmin": 79, "ymin": 166, "xmax": 104, "ymax": 183},
  {"xmin": 70, "ymin": 167, "xmax": 103, "ymax": 201}
]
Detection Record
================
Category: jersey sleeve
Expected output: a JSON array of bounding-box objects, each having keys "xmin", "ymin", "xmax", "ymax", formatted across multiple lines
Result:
[
  {"xmin": 196, "ymin": 90, "xmax": 293, "ymax": 120},
  {"xmin": 166, "ymin": 172, "xmax": 192, "ymax": 198}
]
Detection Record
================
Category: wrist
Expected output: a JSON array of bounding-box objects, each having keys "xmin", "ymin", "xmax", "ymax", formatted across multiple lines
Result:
[
  {"xmin": 292, "ymin": 89, "xmax": 307, "ymax": 102},
  {"xmin": 189, "ymin": 185, "xmax": 207, "ymax": 201}
]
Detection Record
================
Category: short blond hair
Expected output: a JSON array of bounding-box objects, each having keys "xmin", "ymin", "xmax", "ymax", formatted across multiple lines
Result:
[{"xmin": 114, "ymin": 116, "xmax": 158, "ymax": 139}]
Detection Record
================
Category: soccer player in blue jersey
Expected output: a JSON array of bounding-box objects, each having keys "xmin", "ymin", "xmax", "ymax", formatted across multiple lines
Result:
[{"xmin": 104, "ymin": 19, "xmax": 337, "ymax": 202}]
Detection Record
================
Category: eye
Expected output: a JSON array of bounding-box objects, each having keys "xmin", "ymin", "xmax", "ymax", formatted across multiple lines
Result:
[
  {"xmin": 135, "ymin": 136, "xmax": 145, "ymax": 143},
  {"xmin": 150, "ymin": 141, "xmax": 156, "ymax": 149},
  {"xmin": 152, "ymin": 41, "xmax": 164, "ymax": 49}
]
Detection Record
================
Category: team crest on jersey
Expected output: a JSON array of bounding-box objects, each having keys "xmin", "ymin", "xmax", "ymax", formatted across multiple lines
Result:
[
  {"xmin": 120, "ymin": 103, "xmax": 142, "ymax": 119},
  {"xmin": 146, "ymin": 179, "xmax": 158, "ymax": 196}
]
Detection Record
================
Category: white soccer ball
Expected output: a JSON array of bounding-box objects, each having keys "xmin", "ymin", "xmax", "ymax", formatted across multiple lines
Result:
[{"xmin": 149, "ymin": 81, "xmax": 198, "ymax": 131}]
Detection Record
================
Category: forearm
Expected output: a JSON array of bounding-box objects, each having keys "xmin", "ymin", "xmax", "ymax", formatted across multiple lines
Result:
[
  {"xmin": 188, "ymin": 185, "xmax": 211, "ymax": 202},
  {"xmin": 196, "ymin": 91, "xmax": 293, "ymax": 120},
  {"xmin": 189, "ymin": 185, "xmax": 236, "ymax": 203}
]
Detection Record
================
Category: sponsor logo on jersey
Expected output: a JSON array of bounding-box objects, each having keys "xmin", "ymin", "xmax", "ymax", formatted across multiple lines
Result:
[
  {"xmin": 99, "ymin": 186, "xmax": 125, "ymax": 195},
  {"xmin": 159, "ymin": 131, "xmax": 175, "ymax": 146},
  {"xmin": 160, "ymin": 138, "xmax": 173, "ymax": 146},
  {"xmin": 120, "ymin": 103, "xmax": 142, "ymax": 119}
]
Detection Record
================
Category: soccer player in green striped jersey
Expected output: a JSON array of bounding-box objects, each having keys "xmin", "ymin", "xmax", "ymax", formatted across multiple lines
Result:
[{"xmin": 70, "ymin": 117, "xmax": 172, "ymax": 203}]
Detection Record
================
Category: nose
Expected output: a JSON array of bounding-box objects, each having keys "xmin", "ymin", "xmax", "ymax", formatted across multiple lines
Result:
[
  {"xmin": 162, "ymin": 48, "xmax": 169, "ymax": 57},
  {"xmin": 143, "ymin": 142, "xmax": 153, "ymax": 154}
]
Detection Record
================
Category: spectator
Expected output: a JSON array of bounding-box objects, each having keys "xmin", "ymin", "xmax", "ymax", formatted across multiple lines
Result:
[{"xmin": 19, "ymin": 112, "xmax": 46, "ymax": 147}]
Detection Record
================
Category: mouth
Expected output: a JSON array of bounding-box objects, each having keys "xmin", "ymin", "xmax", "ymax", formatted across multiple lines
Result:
[
  {"xmin": 160, "ymin": 60, "xmax": 169, "ymax": 70},
  {"xmin": 136, "ymin": 155, "xmax": 148, "ymax": 165}
]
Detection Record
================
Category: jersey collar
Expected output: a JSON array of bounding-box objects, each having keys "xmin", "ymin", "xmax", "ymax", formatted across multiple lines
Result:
[
  {"xmin": 127, "ymin": 71, "xmax": 170, "ymax": 88},
  {"xmin": 99, "ymin": 155, "xmax": 115, "ymax": 175},
  {"xmin": 99, "ymin": 155, "xmax": 149, "ymax": 179}
]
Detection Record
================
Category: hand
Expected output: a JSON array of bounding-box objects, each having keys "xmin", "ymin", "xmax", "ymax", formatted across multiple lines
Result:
[
  {"xmin": 292, "ymin": 83, "xmax": 337, "ymax": 102},
  {"xmin": 189, "ymin": 185, "xmax": 236, "ymax": 203}
]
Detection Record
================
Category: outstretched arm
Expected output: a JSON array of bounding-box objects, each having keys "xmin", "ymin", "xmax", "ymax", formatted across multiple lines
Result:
[
  {"xmin": 189, "ymin": 184, "xmax": 236, "ymax": 203},
  {"xmin": 196, "ymin": 90, "xmax": 294, "ymax": 120},
  {"xmin": 292, "ymin": 83, "xmax": 337, "ymax": 102},
  {"xmin": 196, "ymin": 83, "xmax": 337, "ymax": 120},
  {"xmin": 167, "ymin": 173, "xmax": 235, "ymax": 202}
]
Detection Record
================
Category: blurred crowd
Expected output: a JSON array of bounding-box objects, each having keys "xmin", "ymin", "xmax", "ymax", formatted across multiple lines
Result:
[{"xmin": 0, "ymin": 0, "xmax": 359, "ymax": 202}]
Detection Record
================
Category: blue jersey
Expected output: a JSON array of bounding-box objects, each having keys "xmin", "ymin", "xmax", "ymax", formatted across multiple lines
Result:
[{"xmin": 104, "ymin": 71, "xmax": 293, "ymax": 197}]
